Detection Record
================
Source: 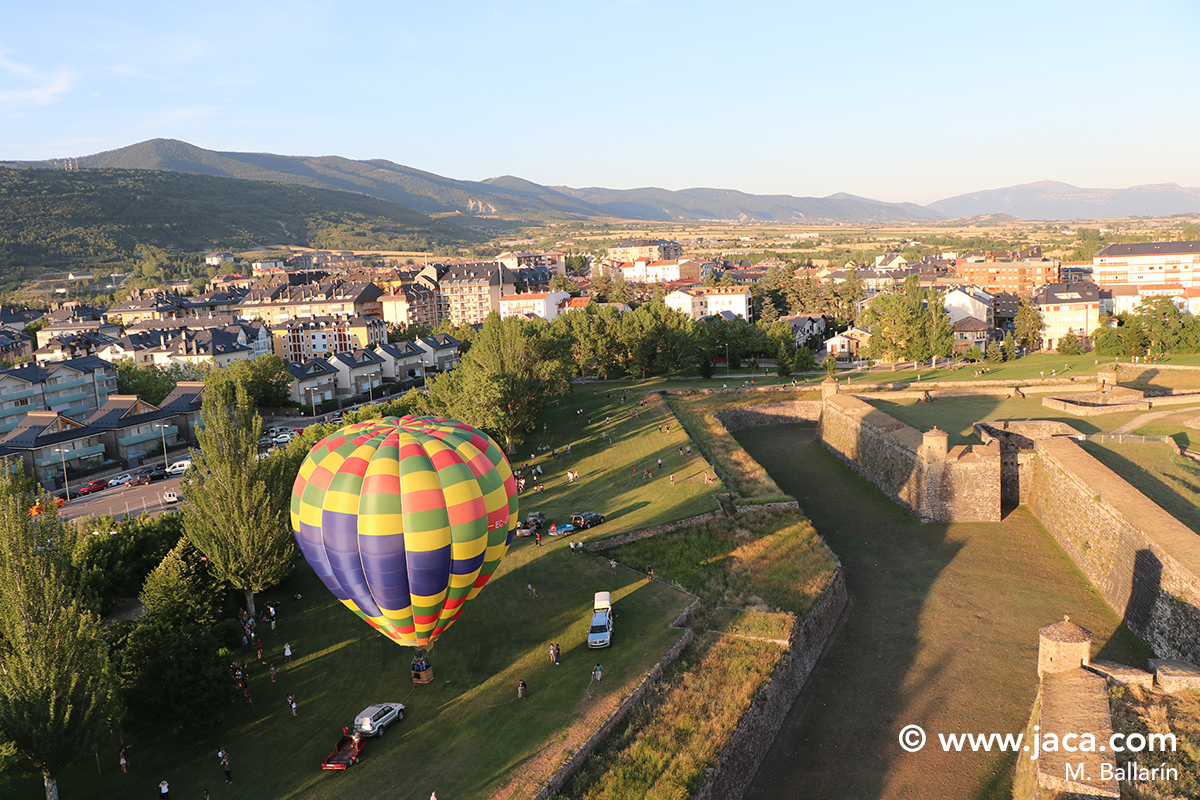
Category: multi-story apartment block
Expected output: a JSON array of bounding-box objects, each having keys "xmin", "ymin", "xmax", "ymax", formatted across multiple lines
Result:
[
  {"xmin": 440, "ymin": 262, "xmax": 517, "ymax": 325},
  {"xmin": 86, "ymin": 396, "xmax": 180, "ymax": 466},
  {"xmin": 607, "ymin": 239, "xmax": 683, "ymax": 264},
  {"xmin": 34, "ymin": 330, "xmax": 119, "ymax": 363},
  {"xmin": 1092, "ymin": 241, "xmax": 1200, "ymax": 287},
  {"xmin": 416, "ymin": 334, "xmax": 461, "ymax": 372},
  {"xmin": 106, "ymin": 290, "xmax": 193, "ymax": 326},
  {"xmin": 377, "ymin": 341, "xmax": 425, "ymax": 384},
  {"xmin": 497, "ymin": 250, "xmax": 567, "ymax": 276},
  {"xmin": 499, "ymin": 291, "xmax": 571, "ymax": 322},
  {"xmin": 271, "ymin": 316, "xmax": 387, "ymax": 361},
  {"xmin": 1033, "ymin": 282, "xmax": 1101, "ymax": 351},
  {"xmin": 616, "ymin": 259, "xmax": 706, "ymax": 284},
  {"xmin": 664, "ymin": 286, "xmax": 753, "ymax": 321},
  {"xmin": 142, "ymin": 329, "xmax": 255, "ymax": 369},
  {"xmin": 0, "ymin": 357, "xmax": 117, "ymax": 435},
  {"xmin": 0, "ymin": 411, "xmax": 109, "ymax": 490},
  {"xmin": 380, "ymin": 283, "xmax": 441, "ymax": 329},
  {"xmin": 954, "ymin": 258, "xmax": 1060, "ymax": 296},
  {"xmin": 235, "ymin": 278, "xmax": 384, "ymax": 325},
  {"xmin": 0, "ymin": 307, "xmax": 43, "ymax": 332}
]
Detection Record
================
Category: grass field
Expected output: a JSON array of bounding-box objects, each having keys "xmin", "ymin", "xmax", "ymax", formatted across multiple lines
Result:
[
  {"xmin": 1133, "ymin": 407, "xmax": 1200, "ymax": 448},
  {"xmin": 1080, "ymin": 441, "xmax": 1200, "ymax": 535},
  {"xmin": 33, "ymin": 382, "xmax": 747, "ymax": 800},
  {"xmin": 1109, "ymin": 683, "xmax": 1200, "ymax": 798},
  {"xmin": 735, "ymin": 425, "xmax": 1151, "ymax": 800},
  {"xmin": 862, "ymin": 395, "xmax": 1146, "ymax": 445}
]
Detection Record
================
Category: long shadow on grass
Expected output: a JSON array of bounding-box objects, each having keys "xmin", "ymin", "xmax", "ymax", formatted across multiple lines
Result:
[{"xmin": 738, "ymin": 426, "xmax": 965, "ymax": 800}]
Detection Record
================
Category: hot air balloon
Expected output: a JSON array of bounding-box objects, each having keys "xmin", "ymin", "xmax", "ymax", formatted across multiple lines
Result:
[{"xmin": 290, "ymin": 416, "xmax": 518, "ymax": 649}]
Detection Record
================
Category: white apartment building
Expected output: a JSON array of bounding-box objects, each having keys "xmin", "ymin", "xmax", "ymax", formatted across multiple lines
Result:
[
  {"xmin": 1032, "ymin": 282, "xmax": 1101, "ymax": 351},
  {"xmin": 1093, "ymin": 241, "xmax": 1200, "ymax": 287},
  {"xmin": 664, "ymin": 286, "xmax": 752, "ymax": 321},
  {"xmin": 616, "ymin": 259, "xmax": 707, "ymax": 284},
  {"xmin": 943, "ymin": 286, "xmax": 994, "ymax": 327},
  {"xmin": 498, "ymin": 291, "xmax": 571, "ymax": 323}
]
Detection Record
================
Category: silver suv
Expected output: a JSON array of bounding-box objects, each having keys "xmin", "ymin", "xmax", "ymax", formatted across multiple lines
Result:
[{"xmin": 353, "ymin": 703, "xmax": 405, "ymax": 737}]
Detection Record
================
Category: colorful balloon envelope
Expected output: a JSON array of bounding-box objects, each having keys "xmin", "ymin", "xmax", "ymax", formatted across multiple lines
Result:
[{"xmin": 290, "ymin": 416, "xmax": 518, "ymax": 648}]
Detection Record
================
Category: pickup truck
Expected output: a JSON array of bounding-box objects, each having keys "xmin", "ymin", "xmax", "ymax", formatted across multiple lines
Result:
[{"xmin": 321, "ymin": 729, "xmax": 364, "ymax": 770}]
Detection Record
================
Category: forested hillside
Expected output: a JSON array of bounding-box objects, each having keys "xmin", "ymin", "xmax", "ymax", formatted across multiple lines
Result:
[{"xmin": 0, "ymin": 167, "xmax": 477, "ymax": 273}]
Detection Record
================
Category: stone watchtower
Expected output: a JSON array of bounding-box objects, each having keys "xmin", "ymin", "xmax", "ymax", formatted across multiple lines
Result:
[
  {"xmin": 921, "ymin": 427, "xmax": 949, "ymax": 462},
  {"xmin": 1038, "ymin": 615, "xmax": 1092, "ymax": 676},
  {"xmin": 821, "ymin": 376, "xmax": 840, "ymax": 400}
]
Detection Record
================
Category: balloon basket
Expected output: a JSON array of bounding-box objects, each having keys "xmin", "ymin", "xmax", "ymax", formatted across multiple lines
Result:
[{"xmin": 412, "ymin": 667, "xmax": 435, "ymax": 684}]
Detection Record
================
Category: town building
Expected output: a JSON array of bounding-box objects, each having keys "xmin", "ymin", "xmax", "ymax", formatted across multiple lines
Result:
[
  {"xmin": 615, "ymin": 259, "xmax": 706, "ymax": 284},
  {"xmin": 496, "ymin": 250, "xmax": 567, "ymax": 276},
  {"xmin": 0, "ymin": 307, "xmax": 43, "ymax": 332},
  {"xmin": 329, "ymin": 350, "xmax": 385, "ymax": 398},
  {"xmin": 0, "ymin": 411, "xmax": 108, "ymax": 490},
  {"xmin": 943, "ymin": 286, "xmax": 995, "ymax": 327},
  {"xmin": 664, "ymin": 286, "xmax": 753, "ymax": 321},
  {"xmin": 1092, "ymin": 241, "xmax": 1200, "ymax": 287},
  {"xmin": 954, "ymin": 258, "xmax": 1060, "ymax": 296},
  {"xmin": 286, "ymin": 359, "xmax": 340, "ymax": 409},
  {"xmin": 34, "ymin": 330, "xmax": 118, "ymax": 363},
  {"xmin": 270, "ymin": 316, "xmax": 387, "ymax": 362},
  {"xmin": 377, "ymin": 341, "xmax": 425, "ymax": 385},
  {"xmin": 158, "ymin": 382, "xmax": 205, "ymax": 442},
  {"xmin": 824, "ymin": 327, "xmax": 873, "ymax": 358},
  {"xmin": 380, "ymin": 283, "xmax": 441, "ymax": 329},
  {"xmin": 106, "ymin": 290, "xmax": 192, "ymax": 326},
  {"xmin": 953, "ymin": 317, "xmax": 991, "ymax": 351},
  {"xmin": 499, "ymin": 291, "xmax": 571, "ymax": 322},
  {"xmin": 86, "ymin": 396, "xmax": 179, "ymax": 467},
  {"xmin": 778, "ymin": 314, "xmax": 827, "ymax": 346},
  {"xmin": 416, "ymin": 334, "xmax": 461, "ymax": 373},
  {"xmin": 1032, "ymin": 282, "xmax": 1102, "ymax": 351},
  {"xmin": 607, "ymin": 239, "xmax": 683, "ymax": 264},
  {"xmin": 235, "ymin": 278, "xmax": 384, "ymax": 325},
  {"xmin": 440, "ymin": 262, "xmax": 517, "ymax": 325},
  {"xmin": 0, "ymin": 357, "xmax": 118, "ymax": 435}
]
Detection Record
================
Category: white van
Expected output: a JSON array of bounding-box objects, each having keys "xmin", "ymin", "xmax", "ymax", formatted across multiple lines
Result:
[
  {"xmin": 166, "ymin": 459, "xmax": 192, "ymax": 476},
  {"xmin": 588, "ymin": 591, "xmax": 613, "ymax": 649}
]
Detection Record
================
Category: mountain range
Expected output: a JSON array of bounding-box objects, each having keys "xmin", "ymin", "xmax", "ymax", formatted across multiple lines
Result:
[{"xmin": 5, "ymin": 139, "xmax": 1200, "ymax": 223}]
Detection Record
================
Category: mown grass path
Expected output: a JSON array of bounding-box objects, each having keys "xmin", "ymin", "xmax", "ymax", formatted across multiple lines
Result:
[{"xmin": 737, "ymin": 425, "xmax": 1150, "ymax": 800}]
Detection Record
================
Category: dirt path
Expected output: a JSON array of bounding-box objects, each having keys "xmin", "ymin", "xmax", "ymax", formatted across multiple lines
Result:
[
  {"xmin": 736, "ymin": 425, "xmax": 1150, "ymax": 800},
  {"xmin": 1110, "ymin": 407, "xmax": 1190, "ymax": 435}
]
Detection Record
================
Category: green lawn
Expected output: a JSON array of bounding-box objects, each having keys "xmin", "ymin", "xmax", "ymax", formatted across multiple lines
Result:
[
  {"xmin": 512, "ymin": 384, "xmax": 722, "ymax": 540},
  {"xmin": 41, "ymin": 383, "xmax": 736, "ymax": 800},
  {"xmin": 862, "ymin": 395, "xmax": 1144, "ymax": 445},
  {"xmin": 52, "ymin": 542, "xmax": 691, "ymax": 800},
  {"xmin": 1134, "ymin": 408, "xmax": 1200, "ymax": 448},
  {"xmin": 1080, "ymin": 441, "xmax": 1200, "ymax": 535}
]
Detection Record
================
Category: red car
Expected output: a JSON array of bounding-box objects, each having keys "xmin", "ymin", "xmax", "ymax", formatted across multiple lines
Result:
[{"xmin": 79, "ymin": 479, "xmax": 109, "ymax": 495}]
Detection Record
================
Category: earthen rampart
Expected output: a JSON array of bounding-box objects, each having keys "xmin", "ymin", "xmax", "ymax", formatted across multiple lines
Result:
[
  {"xmin": 693, "ymin": 569, "xmax": 848, "ymax": 800},
  {"xmin": 715, "ymin": 401, "xmax": 823, "ymax": 432},
  {"xmin": 1028, "ymin": 438, "xmax": 1200, "ymax": 662}
]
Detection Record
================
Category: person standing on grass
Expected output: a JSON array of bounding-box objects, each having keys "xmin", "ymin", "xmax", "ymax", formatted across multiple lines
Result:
[
  {"xmin": 670, "ymin": 473, "xmax": 675, "ymax": 486},
  {"xmin": 610, "ymin": 558, "xmax": 617, "ymax": 574},
  {"xmin": 518, "ymin": 679, "xmax": 527, "ymax": 699},
  {"xmin": 222, "ymin": 754, "xmax": 232, "ymax": 784},
  {"xmin": 548, "ymin": 643, "xmax": 556, "ymax": 665},
  {"xmin": 554, "ymin": 643, "xmax": 561, "ymax": 665},
  {"xmin": 284, "ymin": 642, "xmax": 292, "ymax": 662},
  {"xmin": 594, "ymin": 663, "xmax": 603, "ymax": 682},
  {"xmin": 159, "ymin": 780, "xmax": 170, "ymax": 799},
  {"xmin": 119, "ymin": 745, "xmax": 128, "ymax": 773}
]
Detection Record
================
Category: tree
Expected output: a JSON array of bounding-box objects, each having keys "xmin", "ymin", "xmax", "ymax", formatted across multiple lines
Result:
[
  {"xmin": 986, "ymin": 340, "xmax": 1004, "ymax": 362},
  {"xmin": 548, "ymin": 273, "xmax": 579, "ymax": 295},
  {"xmin": 822, "ymin": 354, "xmax": 838, "ymax": 376},
  {"xmin": 1056, "ymin": 330, "xmax": 1084, "ymax": 355},
  {"xmin": 967, "ymin": 345, "xmax": 983, "ymax": 362},
  {"xmin": 109, "ymin": 540, "xmax": 233, "ymax": 735},
  {"xmin": 1003, "ymin": 331, "xmax": 1017, "ymax": 360},
  {"xmin": 182, "ymin": 377, "xmax": 294, "ymax": 616},
  {"xmin": 760, "ymin": 296, "xmax": 780, "ymax": 324},
  {"xmin": 1014, "ymin": 298, "xmax": 1045, "ymax": 351},
  {"xmin": 115, "ymin": 359, "xmax": 205, "ymax": 405},
  {"xmin": 0, "ymin": 460, "xmax": 110, "ymax": 800},
  {"xmin": 419, "ymin": 314, "xmax": 571, "ymax": 453}
]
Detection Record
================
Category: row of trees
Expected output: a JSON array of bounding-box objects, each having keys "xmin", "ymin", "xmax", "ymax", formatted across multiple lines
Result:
[
  {"xmin": 116, "ymin": 354, "xmax": 294, "ymax": 407},
  {"xmin": 1092, "ymin": 297, "xmax": 1200, "ymax": 357}
]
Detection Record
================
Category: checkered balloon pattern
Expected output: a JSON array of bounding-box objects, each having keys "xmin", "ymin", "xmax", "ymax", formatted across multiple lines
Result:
[{"xmin": 290, "ymin": 416, "xmax": 518, "ymax": 648}]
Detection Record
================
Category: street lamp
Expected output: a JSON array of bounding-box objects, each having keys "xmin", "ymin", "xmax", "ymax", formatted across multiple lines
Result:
[
  {"xmin": 153, "ymin": 422, "xmax": 170, "ymax": 466},
  {"xmin": 53, "ymin": 447, "xmax": 69, "ymax": 498},
  {"xmin": 306, "ymin": 385, "xmax": 319, "ymax": 418}
]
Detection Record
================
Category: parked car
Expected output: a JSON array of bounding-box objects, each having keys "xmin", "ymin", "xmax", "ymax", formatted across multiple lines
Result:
[
  {"xmin": 162, "ymin": 490, "xmax": 179, "ymax": 504},
  {"xmin": 587, "ymin": 591, "xmax": 614, "ymax": 649},
  {"xmin": 526, "ymin": 512, "xmax": 546, "ymax": 530},
  {"xmin": 353, "ymin": 703, "xmax": 405, "ymax": 737},
  {"xmin": 150, "ymin": 468, "xmax": 168, "ymax": 482},
  {"xmin": 272, "ymin": 432, "xmax": 293, "ymax": 445},
  {"xmin": 129, "ymin": 474, "xmax": 151, "ymax": 486},
  {"xmin": 108, "ymin": 473, "xmax": 133, "ymax": 487},
  {"xmin": 166, "ymin": 459, "xmax": 192, "ymax": 476},
  {"xmin": 571, "ymin": 512, "xmax": 605, "ymax": 529},
  {"xmin": 549, "ymin": 522, "xmax": 575, "ymax": 536},
  {"xmin": 79, "ymin": 479, "xmax": 109, "ymax": 496}
]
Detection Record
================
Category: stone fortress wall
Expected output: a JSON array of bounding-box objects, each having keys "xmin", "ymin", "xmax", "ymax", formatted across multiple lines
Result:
[
  {"xmin": 817, "ymin": 390, "xmax": 1001, "ymax": 523},
  {"xmin": 807, "ymin": 378, "xmax": 1200, "ymax": 665}
]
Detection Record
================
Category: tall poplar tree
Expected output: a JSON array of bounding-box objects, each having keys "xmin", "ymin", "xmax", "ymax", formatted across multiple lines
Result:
[
  {"xmin": 0, "ymin": 461, "xmax": 110, "ymax": 800},
  {"xmin": 182, "ymin": 376, "xmax": 294, "ymax": 616}
]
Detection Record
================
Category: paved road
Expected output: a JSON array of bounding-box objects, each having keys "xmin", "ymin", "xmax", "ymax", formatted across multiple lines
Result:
[{"xmin": 62, "ymin": 476, "xmax": 184, "ymax": 522}]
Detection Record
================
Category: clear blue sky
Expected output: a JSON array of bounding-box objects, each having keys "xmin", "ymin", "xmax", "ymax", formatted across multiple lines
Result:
[{"xmin": 3, "ymin": 1, "xmax": 1197, "ymax": 204}]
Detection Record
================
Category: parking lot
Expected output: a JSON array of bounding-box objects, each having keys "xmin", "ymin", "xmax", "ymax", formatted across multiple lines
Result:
[{"xmin": 61, "ymin": 474, "xmax": 184, "ymax": 521}]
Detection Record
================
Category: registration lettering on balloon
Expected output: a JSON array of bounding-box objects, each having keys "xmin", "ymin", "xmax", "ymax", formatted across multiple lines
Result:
[{"xmin": 290, "ymin": 416, "xmax": 519, "ymax": 648}]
